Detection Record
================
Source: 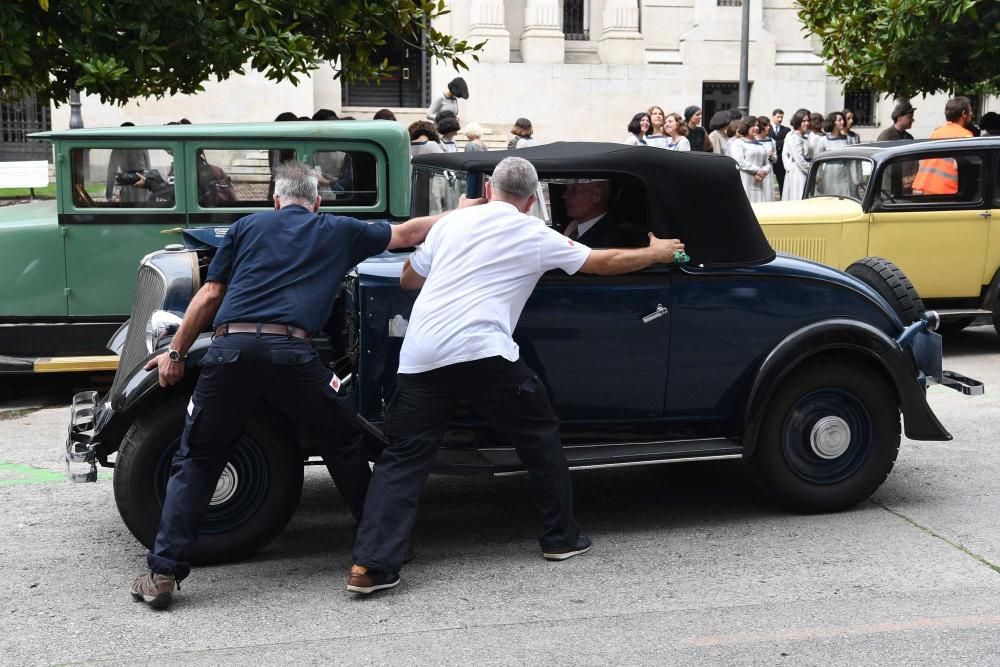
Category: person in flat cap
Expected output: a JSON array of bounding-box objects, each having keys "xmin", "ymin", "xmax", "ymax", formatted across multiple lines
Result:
[{"xmin": 878, "ymin": 101, "xmax": 916, "ymax": 141}]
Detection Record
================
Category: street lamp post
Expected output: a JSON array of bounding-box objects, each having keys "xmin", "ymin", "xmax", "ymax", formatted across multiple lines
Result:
[
  {"xmin": 738, "ymin": 0, "xmax": 750, "ymax": 114},
  {"xmin": 68, "ymin": 90, "xmax": 83, "ymax": 129}
]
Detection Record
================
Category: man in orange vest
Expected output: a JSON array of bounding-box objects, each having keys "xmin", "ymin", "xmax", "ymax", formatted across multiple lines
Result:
[{"xmin": 912, "ymin": 97, "xmax": 975, "ymax": 195}]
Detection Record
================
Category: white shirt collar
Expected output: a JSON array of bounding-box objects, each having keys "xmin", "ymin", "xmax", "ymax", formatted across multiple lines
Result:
[{"xmin": 575, "ymin": 214, "xmax": 606, "ymax": 238}]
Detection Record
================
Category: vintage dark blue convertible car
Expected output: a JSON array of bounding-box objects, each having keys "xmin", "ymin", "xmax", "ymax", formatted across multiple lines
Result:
[{"xmin": 66, "ymin": 143, "xmax": 981, "ymax": 564}]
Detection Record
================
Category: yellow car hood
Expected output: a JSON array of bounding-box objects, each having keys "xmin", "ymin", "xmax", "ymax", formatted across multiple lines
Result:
[{"xmin": 752, "ymin": 197, "xmax": 863, "ymax": 225}]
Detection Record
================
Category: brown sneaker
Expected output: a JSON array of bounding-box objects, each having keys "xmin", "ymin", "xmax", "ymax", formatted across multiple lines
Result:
[
  {"xmin": 130, "ymin": 571, "xmax": 176, "ymax": 609},
  {"xmin": 346, "ymin": 564, "xmax": 400, "ymax": 594}
]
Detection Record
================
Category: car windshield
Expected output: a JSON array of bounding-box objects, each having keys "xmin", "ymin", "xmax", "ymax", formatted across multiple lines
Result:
[{"xmin": 805, "ymin": 158, "xmax": 873, "ymax": 202}]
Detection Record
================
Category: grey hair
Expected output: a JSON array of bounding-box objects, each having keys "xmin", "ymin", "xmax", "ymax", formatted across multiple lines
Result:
[
  {"xmin": 273, "ymin": 161, "xmax": 319, "ymax": 203},
  {"xmin": 491, "ymin": 156, "xmax": 537, "ymax": 200}
]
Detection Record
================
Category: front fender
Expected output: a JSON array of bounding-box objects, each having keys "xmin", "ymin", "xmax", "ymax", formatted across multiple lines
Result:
[
  {"xmin": 743, "ymin": 318, "xmax": 951, "ymax": 457},
  {"xmin": 111, "ymin": 332, "xmax": 215, "ymax": 414},
  {"xmin": 92, "ymin": 333, "xmax": 214, "ymax": 461}
]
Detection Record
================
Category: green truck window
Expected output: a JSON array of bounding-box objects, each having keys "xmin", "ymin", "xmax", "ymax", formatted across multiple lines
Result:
[
  {"xmin": 71, "ymin": 148, "xmax": 175, "ymax": 208},
  {"xmin": 310, "ymin": 150, "xmax": 378, "ymax": 207}
]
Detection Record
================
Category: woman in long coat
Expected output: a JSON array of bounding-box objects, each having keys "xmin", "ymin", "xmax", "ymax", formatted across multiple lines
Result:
[
  {"xmin": 729, "ymin": 117, "xmax": 771, "ymax": 203},
  {"xmin": 781, "ymin": 109, "xmax": 814, "ymax": 201}
]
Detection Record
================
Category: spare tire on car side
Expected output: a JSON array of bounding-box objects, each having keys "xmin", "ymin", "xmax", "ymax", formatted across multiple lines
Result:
[{"xmin": 846, "ymin": 257, "xmax": 925, "ymax": 324}]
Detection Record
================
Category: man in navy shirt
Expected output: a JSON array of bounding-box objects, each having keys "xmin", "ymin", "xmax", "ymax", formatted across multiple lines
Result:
[{"xmin": 129, "ymin": 161, "xmax": 473, "ymax": 609}]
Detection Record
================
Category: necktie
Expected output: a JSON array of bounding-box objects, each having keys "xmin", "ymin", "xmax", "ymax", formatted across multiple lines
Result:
[{"xmin": 564, "ymin": 222, "xmax": 579, "ymax": 240}]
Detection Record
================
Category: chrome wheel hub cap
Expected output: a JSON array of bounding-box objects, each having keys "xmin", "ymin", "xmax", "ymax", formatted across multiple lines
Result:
[
  {"xmin": 810, "ymin": 416, "xmax": 851, "ymax": 459},
  {"xmin": 210, "ymin": 463, "xmax": 239, "ymax": 505}
]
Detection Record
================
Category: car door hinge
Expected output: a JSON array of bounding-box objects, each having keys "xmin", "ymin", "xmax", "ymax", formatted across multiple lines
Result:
[
  {"xmin": 60, "ymin": 226, "xmax": 68, "ymax": 237},
  {"xmin": 64, "ymin": 288, "xmax": 72, "ymax": 296}
]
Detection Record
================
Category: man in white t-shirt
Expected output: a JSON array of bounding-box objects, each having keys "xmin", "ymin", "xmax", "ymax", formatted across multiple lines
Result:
[{"xmin": 348, "ymin": 157, "xmax": 684, "ymax": 594}]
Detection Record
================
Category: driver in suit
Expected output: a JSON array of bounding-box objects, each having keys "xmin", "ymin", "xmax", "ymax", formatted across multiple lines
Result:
[{"xmin": 561, "ymin": 180, "xmax": 638, "ymax": 247}]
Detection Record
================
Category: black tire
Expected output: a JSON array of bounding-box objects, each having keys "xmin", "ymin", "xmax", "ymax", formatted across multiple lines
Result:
[
  {"xmin": 750, "ymin": 358, "xmax": 901, "ymax": 513},
  {"xmin": 846, "ymin": 257, "xmax": 925, "ymax": 324},
  {"xmin": 113, "ymin": 396, "xmax": 304, "ymax": 564}
]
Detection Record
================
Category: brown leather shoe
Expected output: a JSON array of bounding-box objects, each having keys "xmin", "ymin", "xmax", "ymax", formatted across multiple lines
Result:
[
  {"xmin": 130, "ymin": 571, "xmax": 176, "ymax": 609},
  {"xmin": 346, "ymin": 565, "xmax": 400, "ymax": 594}
]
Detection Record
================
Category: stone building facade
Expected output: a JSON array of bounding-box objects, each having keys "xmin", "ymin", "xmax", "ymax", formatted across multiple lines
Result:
[{"xmin": 51, "ymin": 0, "xmax": 996, "ymax": 142}]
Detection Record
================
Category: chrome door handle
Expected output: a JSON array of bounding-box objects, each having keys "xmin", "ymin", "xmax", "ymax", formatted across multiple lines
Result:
[
  {"xmin": 978, "ymin": 211, "xmax": 992, "ymax": 218},
  {"xmin": 642, "ymin": 304, "xmax": 668, "ymax": 324}
]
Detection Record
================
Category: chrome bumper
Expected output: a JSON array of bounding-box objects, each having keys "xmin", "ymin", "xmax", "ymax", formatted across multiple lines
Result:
[
  {"xmin": 896, "ymin": 311, "xmax": 984, "ymax": 396},
  {"xmin": 65, "ymin": 391, "xmax": 102, "ymax": 482}
]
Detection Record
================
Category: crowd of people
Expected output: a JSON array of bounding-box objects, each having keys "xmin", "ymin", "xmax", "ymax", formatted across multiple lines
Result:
[
  {"xmin": 273, "ymin": 86, "xmax": 1000, "ymax": 205},
  {"xmin": 619, "ymin": 96, "xmax": 1000, "ymax": 202}
]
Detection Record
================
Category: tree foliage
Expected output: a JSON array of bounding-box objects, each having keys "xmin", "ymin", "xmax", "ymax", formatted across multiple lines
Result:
[
  {"xmin": 798, "ymin": 0, "xmax": 1000, "ymax": 97},
  {"xmin": 0, "ymin": 0, "xmax": 483, "ymax": 104}
]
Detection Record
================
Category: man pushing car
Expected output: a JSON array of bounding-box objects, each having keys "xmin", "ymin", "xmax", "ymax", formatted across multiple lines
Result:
[{"xmin": 348, "ymin": 156, "xmax": 685, "ymax": 594}]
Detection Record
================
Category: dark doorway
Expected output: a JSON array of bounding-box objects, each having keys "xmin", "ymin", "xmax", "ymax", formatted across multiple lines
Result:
[
  {"xmin": 341, "ymin": 34, "xmax": 429, "ymax": 108},
  {"xmin": 0, "ymin": 94, "xmax": 52, "ymax": 162},
  {"xmin": 702, "ymin": 81, "xmax": 749, "ymax": 121}
]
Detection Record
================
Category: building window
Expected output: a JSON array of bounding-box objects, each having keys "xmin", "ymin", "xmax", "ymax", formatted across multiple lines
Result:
[
  {"xmin": 0, "ymin": 95, "xmax": 52, "ymax": 162},
  {"xmin": 564, "ymin": 0, "xmax": 589, "ymax": 41},
  {"xmin": 717, "ymin": 0, "xmax": 742, "ymax": 6},
  {"xmin": 843, "ymin": 90, "xmax": 877, "ymax": 127}
]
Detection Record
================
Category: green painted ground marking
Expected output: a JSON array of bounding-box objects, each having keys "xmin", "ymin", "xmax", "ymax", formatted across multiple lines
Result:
[{"xmin": 0, "ymin": 461, "xmax": 66, "ymax": 487}]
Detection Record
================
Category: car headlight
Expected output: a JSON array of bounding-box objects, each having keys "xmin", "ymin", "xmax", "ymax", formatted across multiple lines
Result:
[{"xmin": 145, "ymin": 310, "xmax": 183, "ymax": 353}]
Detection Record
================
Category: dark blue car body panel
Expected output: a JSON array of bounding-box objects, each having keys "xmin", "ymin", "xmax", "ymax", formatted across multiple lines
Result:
[{"xmin": 352, "ymin": 251, "xmax": 918, "ymax": 450}]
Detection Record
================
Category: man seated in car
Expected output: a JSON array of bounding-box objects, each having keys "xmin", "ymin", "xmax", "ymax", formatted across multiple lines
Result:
[{"xmin": 559, "ymin": 180, "xmax": 644, "ymax": 247}]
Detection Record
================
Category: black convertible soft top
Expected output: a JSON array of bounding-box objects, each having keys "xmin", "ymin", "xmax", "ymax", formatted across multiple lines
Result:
[{"xmin": 412, "ymin": 142, "xmax": 774, "ymax": 266}]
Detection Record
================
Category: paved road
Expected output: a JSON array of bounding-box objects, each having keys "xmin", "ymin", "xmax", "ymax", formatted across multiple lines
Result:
[{"xmin": 1, "ymin": 328, "xmax": 998, "ymax": 665}]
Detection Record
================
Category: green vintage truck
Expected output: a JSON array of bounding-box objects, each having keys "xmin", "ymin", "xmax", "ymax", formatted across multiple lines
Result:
[{"xmin": 0, "ymin": 121, "xmax": 411, "ymax": 373}]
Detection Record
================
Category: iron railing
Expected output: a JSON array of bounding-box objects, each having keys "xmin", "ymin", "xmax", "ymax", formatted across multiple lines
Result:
[{"xmin": 0, "ymin": 95, "xmax": 52, "ymax": 161}]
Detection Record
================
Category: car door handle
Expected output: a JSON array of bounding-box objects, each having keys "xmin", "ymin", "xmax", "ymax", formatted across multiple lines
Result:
[
  {"xmin": 642, "ymin": 304, "xmax": 669, "ymax": 324},
  {"xmin": 978, "ymin": 211, "xmax": 991, "ymax": 219}
]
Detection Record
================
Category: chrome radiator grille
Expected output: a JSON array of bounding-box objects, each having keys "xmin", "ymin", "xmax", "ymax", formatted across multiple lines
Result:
[{"xmin": 109, "ymin": 265, "xmax": 166, "ymax": 399}]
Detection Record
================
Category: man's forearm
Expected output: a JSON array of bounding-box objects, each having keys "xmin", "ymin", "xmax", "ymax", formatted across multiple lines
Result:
[
  {"xmin": 389, "ymin": 213, "xmax": 444, "ymax": 249},
  {"xmin": 586, "ymin": 247, "xmax": 662, "ymax": 276}
]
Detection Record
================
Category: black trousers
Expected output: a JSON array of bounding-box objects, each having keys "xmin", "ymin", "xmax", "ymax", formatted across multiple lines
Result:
[
  {"xmin": 148, "ymin": 333, "xmax": 370, "ymax": 580},
  {"xmin": 353, "ymin": 356, "xmax": 581, "ymax": 574}
]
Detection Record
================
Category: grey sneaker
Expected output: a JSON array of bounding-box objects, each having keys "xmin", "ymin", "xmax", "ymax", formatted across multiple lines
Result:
[
  {"xmin": 542, "ymin": 535, "xmax": 592, "ymax": 561},
  {"xmin": 130, "ymin": 571, "xmax": 176, "ymax": 609}
]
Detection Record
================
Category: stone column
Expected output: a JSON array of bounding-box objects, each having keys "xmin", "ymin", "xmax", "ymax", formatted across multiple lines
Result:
[
  {"xmin": 520, "ymin": 0, "xmax": 564, "ymax": 63},
  {"xmin": 598, "ymin": 0, "xmax": 643, "ymax": 64},
  {"xmin": 469, "ymin": 0, "xmax": 511, "ymax": 62}
]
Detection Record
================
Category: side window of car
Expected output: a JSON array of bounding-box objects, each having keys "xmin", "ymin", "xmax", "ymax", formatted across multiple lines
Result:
[
  {"xmin": 410, "ymin": 167, "xmax": 467, "ymax": 216},
  {"xmin": 194, "ymin": 147, "xmax": 299, "ymax": 208},
  {"xmin": 994, "ymin": 156, "xmax": 1000, "ymax": 207},
  {"xmin": 545, "ymin": 178, "xmax": 649, "ymax": 248},
  {"xmin": 879, "ymin": 153, "xmax": 983, "ymax": 206},
  {"xmin": 309, "ymin": 150, "xmax": 378, "ymax": 207},
  {"xmin": 71, "ymin": 147, "xmax": 175, "ymax": 208}
]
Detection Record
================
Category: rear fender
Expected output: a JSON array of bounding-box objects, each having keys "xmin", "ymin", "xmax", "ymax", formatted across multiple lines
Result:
[{"xmin": 742, "ymin": 318, "xmax": 951, "ymax": 457}]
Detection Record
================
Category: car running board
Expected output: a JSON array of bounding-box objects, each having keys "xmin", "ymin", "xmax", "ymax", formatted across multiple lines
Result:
[{"xmin": 431, "ymin": 438, "xmax": 744, "ymax": 476}]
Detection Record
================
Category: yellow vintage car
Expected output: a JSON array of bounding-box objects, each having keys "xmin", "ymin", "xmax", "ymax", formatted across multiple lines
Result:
[{"xmin": 753, "ymin": 137, "xmax": 1000, "ymax": 332}]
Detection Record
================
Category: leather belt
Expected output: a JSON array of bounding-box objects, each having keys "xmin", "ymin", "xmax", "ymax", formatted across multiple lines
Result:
[{"xmin": 214, "ymin": 322, "xmax": 310, "ymax": 340}]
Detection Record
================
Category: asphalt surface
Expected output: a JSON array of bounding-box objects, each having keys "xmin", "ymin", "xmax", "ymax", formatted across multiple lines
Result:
[{"xmin": 1, "ymin": 327, "xmax": 998, "ymax": 665}]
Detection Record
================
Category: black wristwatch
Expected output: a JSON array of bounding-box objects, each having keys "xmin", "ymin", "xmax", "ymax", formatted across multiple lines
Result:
[{"xmin": 168, "ymin": 348, "xmax": 187, "ymax": 362}]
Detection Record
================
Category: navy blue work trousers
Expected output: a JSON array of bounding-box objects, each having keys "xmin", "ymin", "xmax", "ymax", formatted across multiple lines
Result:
[
  {"xmin": 352, "ymin": 356, "xmax": 581, "ymax": 574},
  {"xmin": 148, "ymin": 333, "xmax": 370, "ymax": 580}
]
